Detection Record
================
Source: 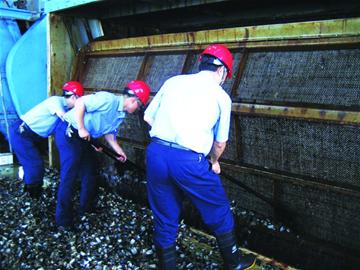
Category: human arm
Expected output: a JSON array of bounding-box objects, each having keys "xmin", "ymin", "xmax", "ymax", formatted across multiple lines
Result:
[
  {"xmin": 144, "ymin": 114, "xmax": 153, "ymax": 126},
  {"xmin": 209, "ymin": 141, "xmax": 227, "ymax": 174},
  {"xmin": 209, "ymin": 90, "xmax": 232, "ymax": 174},
  {"xmin": 55, "ymin": 110, "xmax": 65, "ymax": 120},
  {"xmin": 74, "ymin": 98, "xmax": 91, "ymax": 141},
  {"xmin": 47, "ymin": 96, "xmax": 66, "ymax": 120},
  {"xmin": 104, "ymin": 133, "xmax": 127, "ymax": 162},
  {"xmin": 143, "ymin": 84, "xmax": 166, "ymax": 126}
]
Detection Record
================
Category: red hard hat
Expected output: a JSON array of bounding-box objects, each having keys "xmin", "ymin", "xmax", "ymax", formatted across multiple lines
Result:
[
  {"xmin": 62, "ymin": 81, "xmax": 84, "ymax": 97},
  {"xmin": 127, "ymin": 80, "xmax": 151, "ymax": 105},
  {"xmin": 200, "ymin": 44, "xmax": 233, "ymax": 79}
]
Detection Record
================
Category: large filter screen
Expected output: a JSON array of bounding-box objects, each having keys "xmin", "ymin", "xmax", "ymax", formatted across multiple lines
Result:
[
  {"xmin": 82, "ymin": 55, "xmax": 144, "ymax": 91},
  {"xmin": 236, "ymin": 49, "xmax": 360, "ymax": 107},
  {"xmin": 238, "ymin": 115, "xmax": 360, "ymax": 188},
  {"xmin": 144, "ymin": 54, "xmax": 187, "ymax": 93}
]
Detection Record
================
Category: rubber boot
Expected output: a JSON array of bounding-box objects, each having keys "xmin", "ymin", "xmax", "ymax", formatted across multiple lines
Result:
[
  {"xmin": 155, "ymin": 245, "xmax": 176, "ymax": 270},
  {"xmin": 24, "ymin": 183, "xmax": 43, "ymax": 199},
  {"xmin": 216, "ymin": 231, "xmax": 256, "ymax": 270}
]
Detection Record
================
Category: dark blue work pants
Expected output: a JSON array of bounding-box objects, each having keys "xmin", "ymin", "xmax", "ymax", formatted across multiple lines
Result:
[
  {"xmin": 146, "ymin": 142, "xmax": 235, "ymax": 248},
  {"xmin": 9, "ymin": 119, "xmax": 45, "ymax": 186},
  {"xmin": 54, "ymin": 121, "xmax": 98, "ymax": 226}
]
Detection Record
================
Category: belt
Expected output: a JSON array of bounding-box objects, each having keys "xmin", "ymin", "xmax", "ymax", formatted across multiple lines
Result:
[{"xmin": 152, "ymin": 137, "xmax": 191, "ymax": 151}]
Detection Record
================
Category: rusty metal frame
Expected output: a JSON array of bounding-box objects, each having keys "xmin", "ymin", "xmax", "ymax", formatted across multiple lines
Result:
[
  {"xmin": 82, "ymin": 17, "xmax": 360, "ymax": 125},
  {"xmin": 233, "ymin": 103, "xmax": 360, "ymax": 125},
  {"xmin": 48, "ymin": 14, "xmax": 77, "ymax": 168},
  {"xmin": 222, "ymin": 163, "xmax": 360, "ymax": 199},
  {"xmin": 72, "ymin": 18, "xmax": 360, "ymax": 260},
  {"xmin": 77, "ymin": 17, "xmax": 360, "ymax": 178},
  {"xmin": 87, "ymin": 18, "xmax": 360, "ymax": 53}
]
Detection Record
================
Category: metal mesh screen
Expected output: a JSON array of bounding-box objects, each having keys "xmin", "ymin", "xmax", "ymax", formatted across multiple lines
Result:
[
  {"xmin": 221, "ymin": 117, "xmax": 238, "ymax": 161},
  {"xmin": 118, "ymin": 113, "xmax": 146, "ymax": 143},
  {"xmin": 144, "ymin": 54, "xmax": 187, "ymax": 93},
  {"xmin": 82, "ymin": 55, "xmax": 144, "ymax": 90},
  {"xmin": 222, "ymin": 171, "xmax": 274, "ymax": 215},
  {"xmin": 280, "ymin": 180, "xmax": 360, "ymax": 251},
  {"xmin": 185, "ymin": 53, "xmax": 198, "ymax": 74},
  {"xmin": 222, "ymin": 170, "xmax": 360, "ymax": 252},
  {"xmin": 236, "ymin": 49, "xmax": 360, "ymax": 107},
  {"xmin": 238, "ymin": 115, "xmax": 360, "ymax": 187}
]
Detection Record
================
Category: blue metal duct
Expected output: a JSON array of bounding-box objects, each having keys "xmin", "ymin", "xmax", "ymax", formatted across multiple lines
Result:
[
  {"xmin": 6, "ymin": 14, "xmax": 48, "ymax": 117},
  {"xmin": 0, "ymin": 18, "xmax": 21, "ymax": 141}
]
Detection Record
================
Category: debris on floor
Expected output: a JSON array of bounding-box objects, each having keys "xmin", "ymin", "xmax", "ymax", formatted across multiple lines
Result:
[{"xmin": 0, "ymin": 166, "xmax": 288, "ymax": 269}]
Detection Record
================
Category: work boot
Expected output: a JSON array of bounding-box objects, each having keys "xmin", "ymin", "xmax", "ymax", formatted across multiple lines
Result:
[
  {"xmin": 155, "ymin": 245, "xmax": 176, "ymax": 270},
  {"xmin": 24, "ymin": 183, "xmax": 43, "ymax": 199},
  {"xmin": 216, "ymin": 231, "xmax": 256, "ymax": 270}
]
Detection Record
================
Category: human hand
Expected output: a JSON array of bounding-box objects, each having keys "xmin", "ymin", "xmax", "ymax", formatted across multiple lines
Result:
[
  {"xmin": 211, "ymin": 161, "xmax": 221, "ymax": 174},
  {"xmin": 116, "ymin": 152, "xmax": 127, "ymax": 163},
  {"xmin": 78, "ymin": 127, "xmax": 90, "ymax": 141},
  {"xmin": 91, "ymin": 145, "xmax": 103, "ymax": 152}
]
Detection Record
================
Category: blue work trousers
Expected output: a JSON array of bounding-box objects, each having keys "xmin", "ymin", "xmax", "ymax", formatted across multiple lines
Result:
[
  {"xmin": 9, "ymin": 119, "xmax": 45, "ymax": 185},
  {"xmin": 55, "ymin": 121, "xmax": 98, "ymax": 226},
  {"xmin": 146, "ymin": 142, "xmax": 234, "ymax": 248}
]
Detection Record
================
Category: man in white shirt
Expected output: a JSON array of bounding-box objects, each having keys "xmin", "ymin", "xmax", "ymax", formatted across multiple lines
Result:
[{"xmin": 144, "ymin": 44, "xmax": 256, "ymax": 270}]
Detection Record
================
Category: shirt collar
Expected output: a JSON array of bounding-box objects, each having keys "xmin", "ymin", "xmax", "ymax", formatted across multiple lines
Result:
[
  {"xmin": 61, "ymin": 96, "xmax": 68, "ymax": 108},
  {"xmin": 198, "ymin": 70, "xmax": 218, "ymax": 84}
]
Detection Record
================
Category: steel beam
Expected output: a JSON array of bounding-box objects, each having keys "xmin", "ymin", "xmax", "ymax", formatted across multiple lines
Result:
[
  {"xmin": 44, "ymin": 0, "xmax": 103, "ymax": 13},
  {"xmin": 87, "ymin": 18, "xmax": 360, "ymax": 53},
  {"xmin": 232, "ymin": 103, "xmax": 360, "ymax": 125},
  {"xmin": 0, "ymin": 7, "xmax": 39, "ymax": 20}
]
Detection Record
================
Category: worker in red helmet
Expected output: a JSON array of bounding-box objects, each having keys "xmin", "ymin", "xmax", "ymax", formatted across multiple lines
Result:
[
  {"xmin": 54, "ymin": 80, "xmax": 150, "ymax": 230},
  {"xmin": 144, "ymin": 44, "xmax": 256, "ymax": 269},
  {"xmin": 62, "ymin": 81, "xmax": 85, "ymax": 97},
  {"xmin": 10, "ymin": 81, "xmax": 84, "ymax": 198},
  {"xmin": 124, "ymin": 80, "xmax": 151, "ymax": 106}
]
